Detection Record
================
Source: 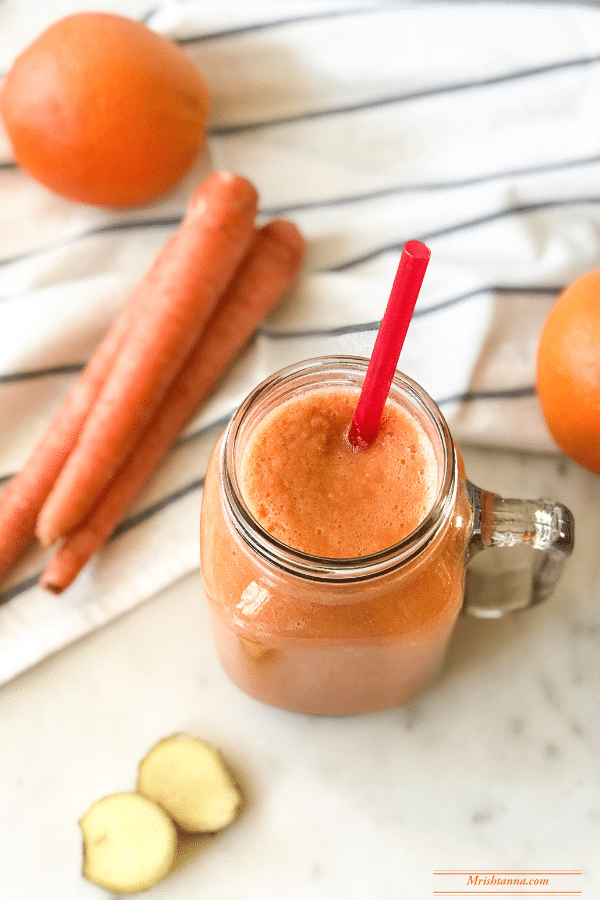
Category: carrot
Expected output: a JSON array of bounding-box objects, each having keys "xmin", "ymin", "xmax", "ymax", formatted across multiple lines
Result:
[
  {"xmin": 0, "ymin": 288, "xmax": 139, "ymax": 580},
  {"xmin": 35, "ymin": 172, "xmax": 258, "ymax": 547},
  {"xmin": 40, "ymin": 219, "xmax": 305, "ymax": 593}
]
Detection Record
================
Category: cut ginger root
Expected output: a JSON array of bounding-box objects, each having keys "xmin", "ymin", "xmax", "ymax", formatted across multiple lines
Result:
[
  {"xmin": 138, "ymin": 734, "xmax": 242, "ymax": 833},
  {"xmin": 79, "ymin": 734, "xmax": 242, "ymax": 893},
  {"xmin": 79, "ymin": 792, "xmax": 177, "ymax": 894}
]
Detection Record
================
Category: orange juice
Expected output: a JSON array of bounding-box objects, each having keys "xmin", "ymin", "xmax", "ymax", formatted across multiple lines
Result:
[{"xmin": 200, "ymin": 357, "xmax": 472, "ymax": 715}]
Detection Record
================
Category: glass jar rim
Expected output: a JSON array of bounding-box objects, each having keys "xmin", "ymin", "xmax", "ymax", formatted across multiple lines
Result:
[{"xmin": 220, "ymin": 355, "xmax": 457, "ymax": 583}]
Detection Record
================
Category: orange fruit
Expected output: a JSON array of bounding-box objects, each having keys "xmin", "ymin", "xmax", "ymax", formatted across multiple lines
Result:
[
  {"xmin": 536, "ymin": 268, "xmax": 600, "ymax": 474},
  {"xmin": 0, "ymin": 12, "xmax": 210, "ymax": 208}
]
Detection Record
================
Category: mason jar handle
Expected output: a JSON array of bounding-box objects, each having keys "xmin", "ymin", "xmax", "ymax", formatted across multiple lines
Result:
[{"xmin": 464, "ymin": 481, "xmax": 574, "ymax": 618}]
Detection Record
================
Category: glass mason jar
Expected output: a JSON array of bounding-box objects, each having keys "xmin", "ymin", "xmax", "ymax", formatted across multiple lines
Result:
[{"xmin": 200, "ymin": 357, "xmax": 574, "ymax": 716}]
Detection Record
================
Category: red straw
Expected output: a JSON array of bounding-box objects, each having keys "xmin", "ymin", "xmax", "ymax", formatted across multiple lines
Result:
[{"xmin": 348, "ymin": 240, "xmax": 431, "ymax": 449}]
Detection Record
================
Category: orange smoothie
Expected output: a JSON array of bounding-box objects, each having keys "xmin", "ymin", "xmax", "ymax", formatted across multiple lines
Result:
[
  {"xmin": 200, "ymin": 359, "xmax": 473, "ymax": 715},
  {"xmin": 240, "ymin": 387, "xmax": 437, "ymax": 558}
]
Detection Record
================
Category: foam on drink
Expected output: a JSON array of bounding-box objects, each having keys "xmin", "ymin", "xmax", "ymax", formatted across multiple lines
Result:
[{"xmin": 239, "ymin": 385, "xmax": 438, "ymax": 558}]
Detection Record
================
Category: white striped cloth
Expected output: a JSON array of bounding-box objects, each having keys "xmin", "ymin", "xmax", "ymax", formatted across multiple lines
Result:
[{"xmin": 1, "ymin": 0, "xmax": 599, "ymax": 683}]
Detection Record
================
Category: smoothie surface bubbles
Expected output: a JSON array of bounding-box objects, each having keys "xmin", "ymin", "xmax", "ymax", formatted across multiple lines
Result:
[{"xmin": 239, "ymin": 386, "xmax": 438, "ymax": 558}]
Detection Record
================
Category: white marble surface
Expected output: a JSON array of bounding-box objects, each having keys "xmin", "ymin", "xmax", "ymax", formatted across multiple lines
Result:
[{"xmin": 1, "ymin": 444, "xmax": 598, "ymax": 899}]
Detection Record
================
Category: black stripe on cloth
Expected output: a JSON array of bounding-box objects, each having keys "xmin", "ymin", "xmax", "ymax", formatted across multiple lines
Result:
[
  {"xmin": 0, "ymin": 191, "xmax": 595, "ymax": 284},
  {"xmin": 0, "ymin": 4, "xmax": 389, "ymax": 80},
  {"xmin": 413, "ymin": 284, "xmax": 562, "ymax": 318},
  {"xmin": 0, "ymin": 284, "xmax": 561, "ymax": 383},
  {"xmin": 0, "ymin": 284, "xmax": 561, "ymax": 385},
  {"xmin": 0, "ymin": 4, "xmax": 488, "ymax": 82},
  {"xmin": 1, "ymin": 154, "xmax": 598, "ymax": 275},
  {"xmin": 176, "ymin": 4, "xmax": 398, "ymax": 43},
  {"xmin": 258, "ymin": 284, "xmax": 562, "ymax": 339},
  {"xmin": 437, "ymin": 385, "xmax": 536, "ymax": 406},
  {"xmin": 0, "ymin": 573, "xmax": 39, "ymax": 605},
  {"xmin": 111, "ymin": 476, "xmax": 205, "ymax": 537},
  {"xmin": 328, "ymin": 197, "xmax": 600, "ymax": 271},
  {"xmin": 259, "ymin": 319, "xmax": 381, "ymax": 340},
  {"xmin": 0, "ymin": 215, "xmax": 182, "ymax": 271},
  {"xmin": 5, "ymin": 151, "xmax": 597, "ymax": 218},
  {"xmin": 0, "ymin": 4, "xmax": 456, "ymax": 81},
  {"xmin": 173, "ymin": 412, "xmax": 232, "ymax": 446},
  {"xmin": 260, "ymin": 153, "xmax": 600, "ymax": 216},
  {"xmin": 141, "ymin": 5, "xmax": 161, "ymax": 24},
  {"xmin": 0, "ymin": 363, "xmax": 84, "ymax": 384},
  {"xmin": 209, "ymin": 52, "xmax": 600, "ymax": 136}
]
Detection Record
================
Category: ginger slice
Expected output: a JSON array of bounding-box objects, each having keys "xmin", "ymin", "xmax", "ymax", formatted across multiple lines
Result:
[
  {"xmin": 79, "ymin": 791, "xmax": 177, "ymax": 894},
  {"xmin": 137, "ymin": 734, "xmax": 241, "ymax": 833}
]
